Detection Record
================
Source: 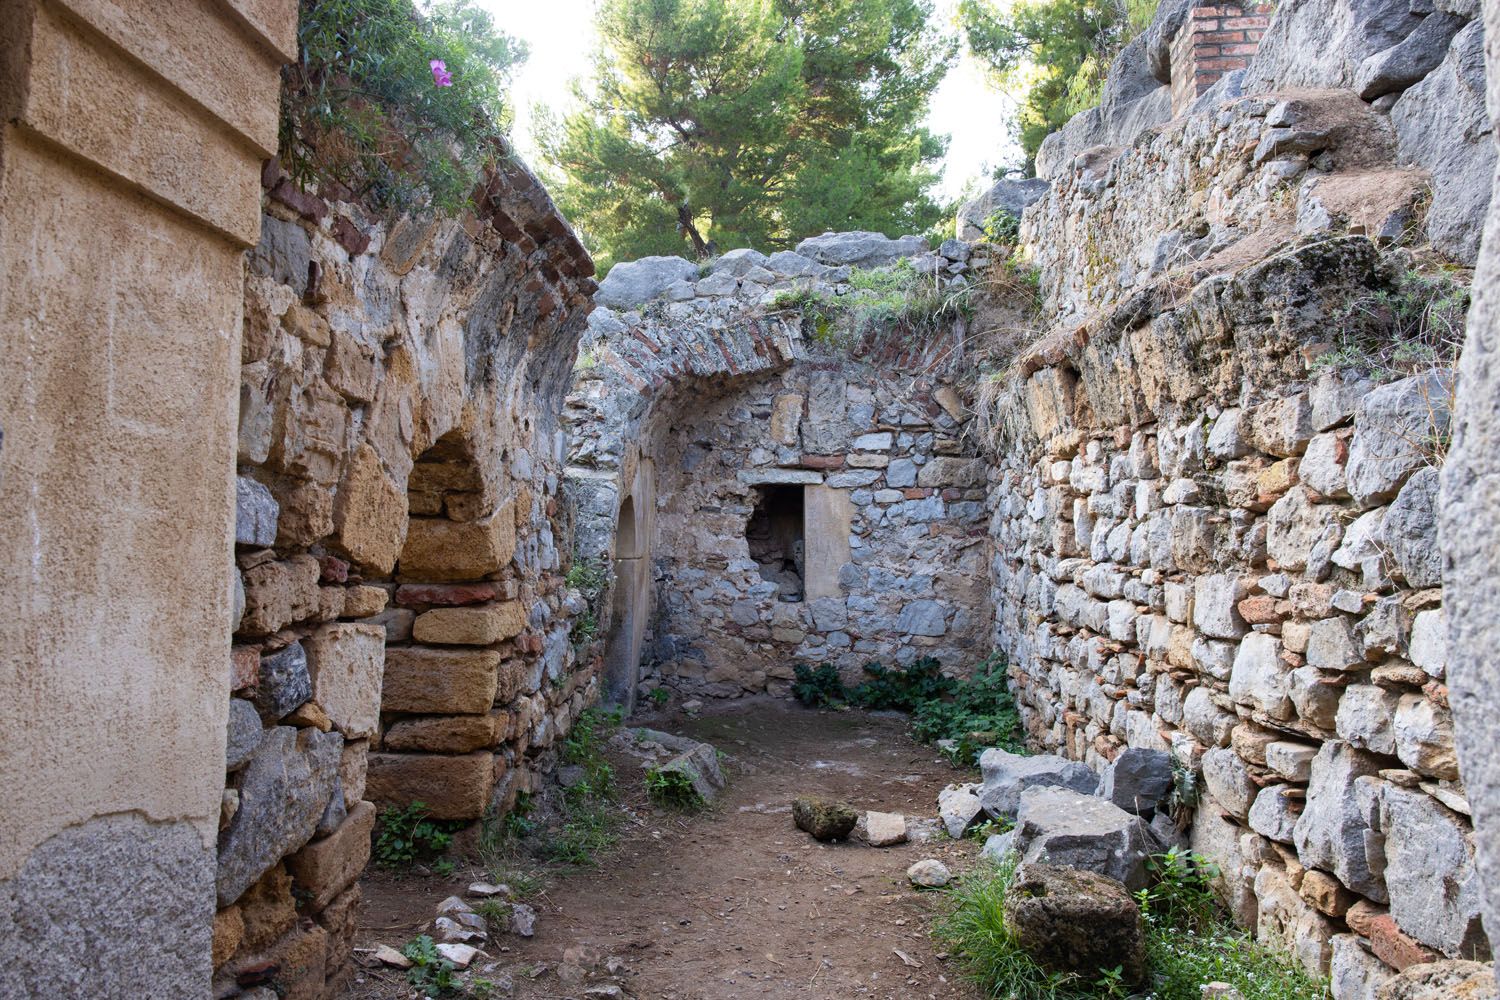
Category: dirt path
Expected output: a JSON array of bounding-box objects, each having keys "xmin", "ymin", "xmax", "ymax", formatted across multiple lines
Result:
[{"xmin": 347, "ymin": 698, "xmax": 986, "ymax": 1000}]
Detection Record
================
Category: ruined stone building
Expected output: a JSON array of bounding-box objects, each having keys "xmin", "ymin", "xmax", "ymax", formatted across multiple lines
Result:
[{"xmin": 5, "ymin": 0, "xmax": 1500, "ymax": 996}]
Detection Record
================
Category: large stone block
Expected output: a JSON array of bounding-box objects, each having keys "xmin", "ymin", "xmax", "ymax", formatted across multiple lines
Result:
[
  {"xmin": 398, "ymin": 508, "xmax": 516, "ymax": 581},
  {"xmin": 1202, "ymin": 747, "xmax": 1257, "ymax": 821},
  {"xmin": 1336, "ymin": 684, "xmax": 1402, "ymax": 755},
  {"xmin": 1229, "ymin": 632, "xmax": 1293, "ymax": 720},
  {"xmin": 1330, "ymin": 934, "xmax": 1393, "ymax": 1000},
  {"xmin": 217, "ymin": 726, "xmax": 343, "ymax": 906},
  {"xmin": 1255, "ymin": 865, "xmax": 1335, "ymax": 977},
  {"xmin": 1100, "ymin": 747, "xmax": 1173, "ymax": 815},
  {"xmin": 305, "ymin": 623, "xmax": 384, "ymax": 739},
  {"xmin": 1011, "ymin": 786, "xmax": 1158, "ymax": 890},
  {"xmin": 381, "ymin": 647, "xmax": 499, "ymax": 715},
  {"xmin": 1381, "ymin": 468, "xmax": 1441, "ymax": 588},
  {"xmin": 382, "ymin": 713, "xmax": 498, "ymax": 753},
  {"xmin": 1294, "ymin": 742, "xmax": 1388, "ymax": 902},
  {"xmin": 1379, "ymin": 784, "xmax": 1488, "ymax": 958},
  {"xmin": 366, "ymin": 751, "xmax": 494, "ymax": 820},
  {"xmin": 1189, "ymin": 798, "xmax": 1259, "ymax": 929},
  {"xmin": 1346, "ymin": 373, "xmax": 1453, "ymax": 507},
  {"xmin": 1002, "ymin": 865, "xmax": 1147, "ymax": 984},
  {"xmin": 240, "ymin": 555, "xmax": 321, "ymax": 636},
  {"xmin": 285, "ymin": 800, "xmax": 375, "ymax": 913},
  {"xmin": 1392, "ymin": 694, "xmax": 1458, "ymax": 780},
  {"xmin": 253, "ymin": 642, "xmax": 312, "ymax": 721},
  {"xmin": 1193, "ymin": 574, "xmax": 1248, "ymax": 639},
  {"xmin": 236, "ymin": 476, "xmax": 279, "ymax": 547},
  {"xmin": 333, "ymin": 443, "xmax": 407, "ymax": 574},
  {"xmin": 978, "ymin": 748, "xmax": 1099, "ymax": 819},
  {"xmin": 412, "ymin": 601, "xmax": 526, "ymax": 645}
]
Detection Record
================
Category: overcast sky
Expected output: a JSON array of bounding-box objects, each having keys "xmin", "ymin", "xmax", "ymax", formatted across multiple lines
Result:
[{"xmin": 482, "ymin": 0, "xmax": 1020, "ymax": 203}]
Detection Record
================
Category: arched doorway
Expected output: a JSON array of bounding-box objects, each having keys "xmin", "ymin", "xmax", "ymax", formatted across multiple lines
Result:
[{"xmin": 603, "ymin": 495, "xmax": 648, "ymax": 711}]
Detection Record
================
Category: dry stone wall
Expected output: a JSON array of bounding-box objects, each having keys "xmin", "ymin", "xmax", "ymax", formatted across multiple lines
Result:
[
  {"xmin": 981, "ymin": 15, "xmax": 1494, "ymax": 996},
  {"xmin": 218, "ymin": 157, "xmax": 596, "ymax": 996},
  {"xmin": 567, "ymin": 238, "xmax": 995, "ymax": 703}
]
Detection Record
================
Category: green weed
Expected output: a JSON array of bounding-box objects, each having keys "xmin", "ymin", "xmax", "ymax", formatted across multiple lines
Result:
[
  {"xmin": 374, "ymin": 801, "xmax": 458, "ymax": 869},
  {"xmin": 401, "ymin": 934, "xmax": 457, "ymax": 993},
  {"xmin": 645, "ymin": 766, "xmax": 702, "ymax": 810}
]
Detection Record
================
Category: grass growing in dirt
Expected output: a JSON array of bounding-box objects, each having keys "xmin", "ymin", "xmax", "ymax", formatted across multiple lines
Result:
[
  {"xmin": 374, "ymin": 801, "xmax": 461, "ymax": 870},
  {"xmin": 937, "ymin": 849, "xmax": 1329, "ymax": 1000},
  {"xmin": 791, "ymin": 652, "xmax": 1025, "ymax": 764},
  {"xmin": 767, "ymin": 258, "xmax": 973, "ymax": 349},
  {"xmin": 645, "ymin": 765, "xmax": 702, "ymax": 810}
]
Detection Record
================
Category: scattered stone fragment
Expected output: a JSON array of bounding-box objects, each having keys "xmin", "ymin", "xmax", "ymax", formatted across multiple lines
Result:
[
  {"xmin": 938, "ymin": 783, "xmax": 985, "ymax": 839},
  {"xmin": 1011, "ymin": 786, "xmax": 1159, "ymax": 890},
  {"xmin": 978, "ymin": 748, "xmax": 1099, "ymax": 820},
  {"xmin": 510, "ymin": 903, "xmax": 537, "ymax": 938},
  {"xmin": 435, "ymin": 942, "xmax": 479, "ymax": 968},
  {"xmin": 906, "ymin": 859, "xmax": 951, "ymax": 889},
  {"xmin": 373, "ymin": 944, "xmax": 412, "ymax": 969},
  {"xmin": 862, "ymin": 811, "xmax": 908, "ymax": 847},
  {"xmin": 793, "ymin": 797, "xmax": 859, "ymax": 841},
  {"xmin": 1002, "ymin": 865, "xmax": 1146, "ymax": 984}
]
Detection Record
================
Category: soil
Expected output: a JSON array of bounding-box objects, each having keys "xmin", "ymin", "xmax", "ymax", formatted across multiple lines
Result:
[{"xmin": 344, "ymin": 697, "xmax": 987, "ymax": 1000}]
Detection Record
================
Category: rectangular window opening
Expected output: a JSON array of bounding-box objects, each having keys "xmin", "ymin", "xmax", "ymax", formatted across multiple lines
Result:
[{"xmin": 747, "ymin": 484, "xmax": 805, "ymax": 602}]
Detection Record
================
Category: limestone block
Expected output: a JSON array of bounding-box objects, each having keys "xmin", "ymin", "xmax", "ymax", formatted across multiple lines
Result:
[
  {"xmin": 1290, "ymin": 665, "xmax": 1343, "ymax": 730},
  {"xmin": 1266, "ymin": 741, "xmax": 1318, "ymax": 782},
  {"xmin": 1294, "ymin": 742, "xmax": 1388, "ymax": 902},
  {"xmin": 1267, "ymin": 488, "xmax": 1343, "ymax": 572},
  {"xmin": 1230, "ymin": 632, "xmax": 1293, "ymax": 719},
  {"xmin": 770, "ymin": 394, "xmax": 803, "ymax": 446},
  {"xmin": 917, "ymin": 457, "xmax": 985, "ymax": 488},
  {"xmin": 366, "ymin": 751, "xmax": 494, "ymax": 820},
  {"xmin": 1194, "ymin": 574, "xmax": 1249, "ymax": 639},
  {"xmin": 382, "ymin": 713, "xmax": 497, "ymax": 753},
  {"xmin": 1001, "ymin": 865, "xmax": 1147, "ymax": 984},
  {"xmin": 1202, "ymin": 747, "xmax": 1257, "ymax": 821},
  {"xmin": 896, "ymin": 599, "xmax": 948, "ymax": 637},
  {"xmin": 1381, "ymin": 468, "xmax": 1441, "ymax": 587},
  {"xmin": 1248, "ymin": 784, "xmax": 1302, "ymax": 844},
  {"xmin": 324, "ymin": 329, "xmax": 381, "ymax": 403},
  {"xmin": 1208, "ymin": 408, "xmax": 1250, "ymax": 459},
  {"xmin": 1408, "ymin": 609, "xmax": 1446, "ymax": 678},
  {"xmin": 1011, "ymin": 786, "xmax": 1158, "ymax": 890},
  {"xmin": 1333, "ymin": 507, "xmax": 1390, "ymax": 586},
  {"xmin": 1100, "ymin": 747, "xmax": 1173, "ymax": 815},
  {"xmin": 1301, "ymin": 869, "xmax": 1358, "ymax": 918},
  {"xmin": 1182, "ymin": 687, "xmax": 1236, "ymax": 747},
  {"xmin": 1300, "ymin": 433, "xmax": 1350, "ymax": 498},
  {"xmin": 978, "ymin": 748, "xmax": 1099, "ymax": 820},
  {"xmin": 212, "ymin": 905, "xmax": 244, "ymax": 969},
  {"xmin": 938, "ymin": 783, "xmax": 984, "ymax": 838},
  {"xmin": 1393, "ymin": 694, "xmax": 1459, "ymax": 781},
  {"xmin": 236, "ymin": 864, "xmax": 296, "ymax": 955},
  {"xmin": 274, "ymin": 378, "xmax": 349, "ymax": 486},
  {"xmin": 1379, "ymin": 784, "xmax": 1488, "ymax": 958},
  {"xmin": 1189, "ymin": 797, "xmax": 1259, "ymax": 929},
  {"xmin": 217, "ymin": 726, "xmax": 343, "ymax": 906},
  {"xmin": 398, "ymin": 507, "xmax": 516, "ymax": 581},
  {"xmin": 1254, "ymin": 865, "xmax": 1335, "ymax": 977},
  {"xmin": 240, "ymin": 555, "xmax": 321, "ymax": 636},
  {"xmin": 1337, "ymin": 684, "xmax": 1402, "ymax": 755},
  {"xmin": 381, "ymin": 647, "xmax": 499, "ymax": 715},
  {"xmin": 1346, "ymin": 372, "xmax": 1452, "ymax": 507},
  {"xmin": 1248, "ymin": 394, "xmax": 1314, "ymax": 457},
  {"xmin": 236, "ymin": 476, "xmax": 280, "ymax": 547},
  {"xmin": 1330, "ymin": 935, "xmax": 1393, "ymax": 1000},
  {"xmin": 1307, "ymin": 616, "xmax": 1365, "ymax": 671},
  {"xmin": 285, "ymin": 800, "xmax": 375, "ymax": 913},
  {"xmin": 227, "ymin": 698, "xmax": 263, "ymax": 771},
  {"xmin": 273, "ymin": 480, "xmax": 334, "ymax": 548},
  {"xmin": 304, "ymin": 623, "xmax": 384, "ymax": 739},
  {"xmin": 343, "ymin": 584, "xmax": 389, "ymax": 618},
  {"xmin": 223, "ymin": 923, "xmax": 327, "ymax": 1000},
  {"xmin": 332, "ymin": 443, "xmax": 407, "ymax": 575},
  {"xmin": 1375, "ymin": 960, "xmax": 1498, "ymax": 999},
  {"xmin": 339, "ymin": 739, "xmax": 367, "ymax": 808},
  {"xmin": 412, "ymin": 601, "xmax": 526, "ymax": 645}
]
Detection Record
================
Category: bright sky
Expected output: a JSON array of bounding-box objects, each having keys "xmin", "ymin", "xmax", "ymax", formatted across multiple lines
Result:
[{"xmin": 482, "ymin": 0, "xmax": 1021, "ymax": 203}]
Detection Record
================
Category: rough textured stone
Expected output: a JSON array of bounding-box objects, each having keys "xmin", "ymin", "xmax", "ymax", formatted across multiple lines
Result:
[
  {"xmin": 1202, "ymin": 747, "xmax": 1257, "ymax": 821},
  {"xmin": 236, "ymin": 476, "xmax": 280, "ymax": 547},
  {"xmin": 381, "ymin": 647, "xmax": 499, "ymax": 715},
  {"xmin": 304, "ymin": 624, "xmax": 384, "ymax": 739},
  {"xmin": 1011, "ymin": 786, "xmax": 1158, "ymax": 890},
  {"xmin": 1002, "ymin": 864, "xmax": 1146, "ymax": 983},
  {"xmin": 366, "ymin": 751, "xmax": 493, "ymax": 820},
  {"xmin": 595, "ymin": 256, "xmax": 699, "ymax": 309},
  {"xmin": 1375, "ymin": 960, "xmax": 1498, "ymax": 999},
  {"xmin": 956, "ymin": 178, "xmax": 1050, "ymax": 240},
  {"xmin": 1294, "ymin": 742, "xmax": 1388, "ymax": 902},
  {"xmin": 1379, "ymin": 784, "xmax": 1488, "ymax": 958},
  {"xmin": 863, "ymin": 811, "xmax": 908, "ymax": 847},
  {"xmin": 286, "ymin": 800, "xmax": 375, "ymax": 913},
  {"xmin": 938, "ymin": 783, "xmax": 985, "ymax": 838},
  {"xmin": 1382, "ymin": 468, "xmax": 1442, "ymax": 588},
  {"xmin": 978, "ymin": 748, "xmax": 1100, "ymax": 820},
  {"xmin": 794, "ymin": 231, "xmax": 926, "ymax": 267},
  {"xmin": 1230, "ymin": 632, "xmax": 1294, "ymax": 720},
  {"xmin": 1346, "ymin": 374, "xmax": 1453, "ymax": 507},
  {"xmin": 413, "ymin": 601, "xmax": 526, "ymax": 645},
  {"xmin": 1255, "ymin": 864, "xmax": 1337, "ymax": 977},
  {"xmin": 398, "ymin": 509, "xmax": 516, "ymax": 582},
  {"xmin": 217, "ymin": 726, "xmax": 343, "ymax": 906},
  {"xmin": 1337, "ymin": 684, "xmax": 1402, "ymax": 755},
  {"xmin": 793, "ymin": 797, "xmax": 858, "ymax": 841},
  {"xmin": 227, "ymin": 697, "xmax": 263, "ymax": 771},
  {"xmin": 1100, "ymin": 747, "xmax": 1173, "ymax": 815},
  {"xmin": 254, "ymin": 642, "xmax": 313, "ymax": 721}
]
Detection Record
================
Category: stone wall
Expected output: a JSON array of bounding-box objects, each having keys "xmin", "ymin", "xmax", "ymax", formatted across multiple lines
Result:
[
  {"xmin": 0, "ymin": 1, "xmax": 298, "ymax": 995},
  {"xmin": 567, "ymin": 237, "xmax": 995, "ymax": 705},
  {"xmin": 216, "ymin": 155, "xmax": 596, "ymax": 995},
  {"xmin": 979, "ymin": 13, "xmax": 1494, "ymax": 996}
]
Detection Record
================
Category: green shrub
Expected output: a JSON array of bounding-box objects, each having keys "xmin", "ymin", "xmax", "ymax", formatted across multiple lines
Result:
[
  {"xmin": 566, "ymin": 558, "xmax": 609, "ymax": 644},
  {"xmin": 937, "ymin": 850, "xmax": 1329, "ymax": 1000},
  {"xmin": 374, "ymin": 801, "xmax": 457, "ymax": 869},
  {"xmin": 982, "ymin": 208, "xmax": 1021, "ymax": 244},
  {"xmin": 282, "ymin": 0, "xmax": 527, "ymax": 212},
  {"xmin": 908, "ymin": 653, "xmax": 1025, "ymax": 761},
  {"xmin": 792, "ymin": 662, "xmax": 849, "ymax": 708},
  {"xmin": 851, "ymin": 657, "xmax": 957, "ymax": 710},
  {"xmin": 645, "ymin": 766, "xmax": 702, "ymax": 810}
]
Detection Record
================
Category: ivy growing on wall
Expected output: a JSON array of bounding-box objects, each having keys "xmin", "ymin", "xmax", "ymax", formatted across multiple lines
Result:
[{"xmin": 279, "ymin": 0, "xmax": 528, "ymax": 212}]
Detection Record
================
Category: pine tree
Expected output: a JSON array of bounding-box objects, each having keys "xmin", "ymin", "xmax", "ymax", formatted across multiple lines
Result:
[{"xmin": 539, "ymin": 0, "xmax": 954, "ymax": 270}]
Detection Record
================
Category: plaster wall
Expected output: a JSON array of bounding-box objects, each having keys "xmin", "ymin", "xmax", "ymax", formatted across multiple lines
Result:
[{"xmin": 0, "ymin": 0, "xmax": 295, "ymax": 992}]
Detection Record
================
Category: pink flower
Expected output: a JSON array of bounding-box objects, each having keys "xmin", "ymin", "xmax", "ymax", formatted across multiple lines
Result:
[{"xmin": 430, "ymin": 59, "xmax": 453, "ymax": 87}]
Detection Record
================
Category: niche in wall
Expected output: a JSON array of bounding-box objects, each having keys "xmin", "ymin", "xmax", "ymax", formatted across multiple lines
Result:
[{"xmin": 746, "ymin": 485, "xmax": 805, "ymax": 601}]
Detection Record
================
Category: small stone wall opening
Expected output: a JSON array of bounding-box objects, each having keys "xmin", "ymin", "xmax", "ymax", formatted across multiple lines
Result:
[{"xmin": 746, "ymin": 485, "xmax": 805, "ymax": 602}]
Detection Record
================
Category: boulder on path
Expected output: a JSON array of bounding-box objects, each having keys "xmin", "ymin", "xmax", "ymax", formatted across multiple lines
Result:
[
  {"xmin": 907, "ymin": 859, "xmax": 952, "ymax": 888},
  {"xmin": 793, "ymin": 797, "xmax": 858, "ymax": 841},
  {"xmin": 1010, "ymin": 786, "xmax": 1160, "ymax": 891},
  {"xmin": 978, "ymin": 748, "xmax": 1099, "ymax": 820},
  {"xmin": 1002, "ymin": 864, "xmax": 1147, "ymax": 984},
  {"xmin": 938, "ymin": 783, "xmax": 985, "ymax": 839}
]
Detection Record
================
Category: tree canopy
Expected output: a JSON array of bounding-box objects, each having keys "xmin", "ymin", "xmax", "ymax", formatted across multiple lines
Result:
[
  {"xmin": 958, "ymin": 0, "xmax": 1156, "ymax": 170},
  {"xmin": 539, "ymin": 0, "xmax": 955, "ymax": 270}
]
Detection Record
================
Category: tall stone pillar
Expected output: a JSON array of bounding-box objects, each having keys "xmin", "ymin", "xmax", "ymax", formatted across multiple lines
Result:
[
  {"xmin": 1441, "ymin": 0, "xmax": 1500, "ymax": 949},
  {"xmin": 0, "ymin": 1, "xmax": 295, "ymax": 994}
]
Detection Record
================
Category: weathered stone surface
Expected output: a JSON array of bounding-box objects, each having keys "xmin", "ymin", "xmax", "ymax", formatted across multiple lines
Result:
[
  {"xmin": 1375, "ymin": 960, "xmax": 1498, "ymax": 999},
  {"xmin": 381, "ymin": 647, "xmax": 499, "ymax": 715},
  {"xmin": 304, "ymin": 624, "xmax": 383, "ymax": 739},
  {"xmin": 794, "ymin": 231, "xmax": 926, "ymax": 267},
  {"xmin": 1194, "ymin": 574, "xmax": 1248, "ymax": 639},
  {"xmin": 793, "ymin": 797, "xmax": 858, "ymax": 841},
  {"xmin": 1294, "ymin": 742, "xmax": 1388, "ymax": 902},
  {"xmin": 863, "ymin": 811, "xmax": 908, "ymax": 847},
  {"xmin": 1011, "ymin": 786, "xmax": 1158, "ymax": 890},
  {"xmin": 956, "ymin": 177, "xmax": 1049, "ymax": 241},
  {"xmin": 366, "ymin": 751, "xmax": 494, "ymax": 820},
  {"xmin": 938, "ymin": 783, "xmax": 985, "ymax": 838},
  {"xmin": 1255, "ymin": 864, "xmax": 1337, "ymax": 977},
  {"xmin": 332, "ymin": 443, "xmax": 407, "ymax": 575},
  {"xmin": 1408, "ymin": 609, "xmax": 1447, "ymax": 678},
  {"xmin": 1246, "ymin": 0, "xmax": 1423, "ymax": 92},
  {"xmin": 286, "ymin": 800, "xmax": 375, "ymax": 913},
  {"xmin": 1307, "ymin": 616, "xmax": 1365, "ymax": 671},
  {"xmin": 1189, "ymin": 798, "xmax": 1259, "ymax": 929},
  {"xmin": 1346, "ymin": 374, "xmax": 1453, "ymax": 507},
  {"xmin": 236, "ymin": 476, "xmax": 280, "ymax": 547},
  {"xmin": 398, "ymin": 509, "xmax": 516, "ymax": 581},
  {"xmin": 412, "ymin": 601, "xmax": 526, "ymax": 645},
  {"xmin": 1230, "ymin": 632, "xmax": 1294, "ymax": 720},
  {"xmin": 659, "ymin": 742, "xmax": 726, "ymax": 806},
  {"xmin": 1382, "ymin": 468, "xmax": 1442, "ymax": 588},
  {"xmin": 1266, "ymin": 741, "xmax": 1319, "ymax": 782},
  {"xmin": 978, "ymin": 748, "xmax": 1100, "ymax": 819},
  {"xmin": 595, "ymin": 256, "xmax": 699, "ymax": 309},
  {"xmin": 1248, "ymin": 784, "xmax": 1302, "ymax": 844},
  {"xmin": 253, "ymin": 642, "xmax": 313, "ymax": 721},
  {"xmin": 1100, "ymin": 747, "xmax": 1173, "ymax": 815},
  {"xmin": 1355, "ymin": 12, "xmax": 1467, "ymax": 100},
  {"xmin": 1337, "ymin": 684, "xmax": 1402, "ymax": 755},
  {"xmin": 1202, "ymin": 747, "xmax": 1258, "ymax": 821},
  {"xmin": 1331, "ymin": 934, "xmax": 1394, "ymax": 1000},
  {"xmin": 382, "ymin": 713, "xmax": 497, "ymax": 754},
  {"xmin": 1392, "ymin": 694, "xmax": 1458, "ymax": 780},
  {"xmin": 227, "ymin": 698, "xmax": 263, "ymax": 771},
  {"xmin": 1379, "ymin": 784, "xmax": 1488, "ymax": 958},
  {"xmin": 1002, "ymin": 864, "xmax": 1146, "ymax": 983},
  {"xmin": 240, "ymin": 555, "xmax": 320, "ymax": 636},
  {"xmin": 217, "ymin": 726, "xmax": 343, "ymax": 906},
  {"xmin": 907, "ymin": 858, "xmax": 951, "ymax": 888}
]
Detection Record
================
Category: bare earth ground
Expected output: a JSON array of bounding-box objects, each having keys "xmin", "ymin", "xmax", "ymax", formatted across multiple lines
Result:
[{"xmin": 345, "ymin": 697, "xmax": 987, "ymax": 1000}]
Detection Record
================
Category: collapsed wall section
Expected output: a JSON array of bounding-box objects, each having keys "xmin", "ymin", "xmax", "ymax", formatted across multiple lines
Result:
[
  {"xmin": 217, "ymin": 157, "xmax": 595, "ymax": 995},
  {"xmin": 981, "ymin": 65, "xmax": 1489, "ymax": 995}
]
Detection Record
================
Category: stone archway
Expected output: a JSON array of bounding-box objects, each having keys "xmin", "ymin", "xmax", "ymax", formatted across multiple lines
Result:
[{"xmin": 367, "ymin": 430, "xmax": 524, "ymax": 821}]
